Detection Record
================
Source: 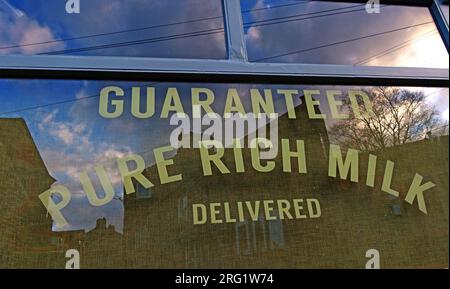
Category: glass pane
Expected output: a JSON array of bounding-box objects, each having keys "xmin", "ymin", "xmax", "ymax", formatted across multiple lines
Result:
[
  {"xmin": 0, "ymin": 0, "xmax": 226, "ymax": 59},
  {"xmin": 0, "ymin": 78, "xmax": 448, "ymax": 268},
  {"xmin": 241, "ymin": 0, "xmax": 449, "ymax": 68}
]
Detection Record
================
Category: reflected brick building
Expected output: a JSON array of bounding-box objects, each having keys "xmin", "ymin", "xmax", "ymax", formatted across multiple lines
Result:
[
  {"xmin": 122, "ymin": 100, "xmax": 449, "ymax": 268},
  {"xmin": 0, "ymin": 118, "xmax": 57, "ymax": 268},
  {"xmin": 0, "ymin": 118, "xmax": 124, "ymax": 268},
  {"xmin": 1, "ymin": 104, "xmax": 448, "ymax": 268}
]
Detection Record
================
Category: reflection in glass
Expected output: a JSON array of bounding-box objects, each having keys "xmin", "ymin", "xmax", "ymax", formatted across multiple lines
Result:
[
  {"xmin": 241, "ymin": 0, "xmax": 449, "ymax": 68},
  {"xmin": 0, "ymin": 0, "xmax": 226, "ymax": 59},
  {"xmin": 0, "ymin": 79, "xmax": 448, "ymax": 268}
]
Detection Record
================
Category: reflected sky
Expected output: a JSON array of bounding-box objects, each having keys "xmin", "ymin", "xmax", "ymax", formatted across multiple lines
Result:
[
  {"xmin": 0, "ymin": 0, "xmax": 226, "ymax": 58},
  {"xmin": 0, "ymin": 0, "xmax": 447, "ymax": 67},
  {"xmin": 0, "ymin": 79, "xmax": 448, "ymax": 233},
  {"xmin": 241, "ymin": 0, "xmax": 449, "ymax": 68}
]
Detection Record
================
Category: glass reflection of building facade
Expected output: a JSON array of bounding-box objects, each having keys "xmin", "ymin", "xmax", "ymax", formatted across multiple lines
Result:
[{"xmin": 0, "ymin": 0, "xmax": 448, "ymax": 269}]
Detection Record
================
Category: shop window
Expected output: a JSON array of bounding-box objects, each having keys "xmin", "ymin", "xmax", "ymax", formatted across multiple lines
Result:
[{"xmin": 235, "ymin": 216, "xmax": 285, "ymax": 255}]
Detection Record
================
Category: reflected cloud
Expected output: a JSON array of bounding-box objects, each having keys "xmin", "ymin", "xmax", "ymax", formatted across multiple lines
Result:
[
  {"xmin": 242, "ymin": 0, "xmax": 449, "ymax": 68},
  {"xmin": 1, "ymin": 0, "xmax": 226, "ymax": 59},
  {"xmin": 0, "ymin": 5, "xmax": 63, "ymax": 54}
]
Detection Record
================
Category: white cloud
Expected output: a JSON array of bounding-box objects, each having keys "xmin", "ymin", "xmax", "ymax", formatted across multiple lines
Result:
[
  {"xmin": 0, "ymin": 8, "xmax": 64, "ymax": 54},
  {"xmin": 37, "ymin": 106, "xmax": 134, "ymax": 193},
  {"xmin": 55, "ymin": 123, "xmax": 75, "ymax": 145},
  {"xmin": 39, "ymin": 114, "xmax": 84, "ymax": 145},
  {"xmin": 246, "ymin": 27, "xmax": 262, "ymax": 42},
  {"xmin": 75, "ymin": 90, "xmax": 88, "ymax": 100},
  {"xmin": 38, "ymin": 109, "xmax": 58, "ymax": 130}
]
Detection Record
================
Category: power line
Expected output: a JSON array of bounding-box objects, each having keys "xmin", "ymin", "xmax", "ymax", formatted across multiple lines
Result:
[
  {"xmin": 0, "ymin": 14, "xmax": 439, "ymax": 114},
  {"xmin": 0, "ymin": 16, "xmax": 224, "ymax": 51},
  {"xmin": 39, "ymin": 5, "xmax": 377, "ymax": 55},
  {"xmin": 0, "ymin": 26, "xmax": 438, "ymax": 113},
  {"xmin": 243, "ymin": 4, "xmax": 365, "ymax": 28},
  {"xmin": 2, "ymin": 70, "xmax": 445, "ymax": 117},
  {"xmin": 242, "ymin": 0, "xmax": 312, "ymax": 13},
  {"xmin": 354, "ymin": 30, "xmax": 438, "ymax": 65},
  {"xmin": 0, "ymin": 95, "xmax": 97, "ymax": 116},
  {"xmin": 0, "ymin": 82, "xmax": 160, "ymax": 116},
  {"xmin": 0, "ymin": 1, "xmax": 312, "ymax": 51},
  {"xmin": 2, "ymin": 7, "xmax": 373, "ymax": 113},
  {"xmin": 424, "ymin": 88, "xmax": 448, "ymax": 98},
  {"xmin": 243, "ymin": 5, "xmax": 387, "ymax": 29},
  {"xmin": 252, "ymin": 21, "xmax": 435, "ymax": 62},
  {"xmin": 40, "ymin": 28, "xmax": 225, "ymax": 55}
]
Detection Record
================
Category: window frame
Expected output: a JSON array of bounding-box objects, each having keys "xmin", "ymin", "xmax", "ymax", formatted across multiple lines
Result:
[{"xmin": 0, "ymin": 0, "xmax": 448, "ymax": 87}]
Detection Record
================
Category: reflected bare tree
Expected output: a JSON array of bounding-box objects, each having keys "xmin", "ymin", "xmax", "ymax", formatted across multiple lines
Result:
[{"xmin": 330, "ymin": 87, "xmax": 448, "ymax": 151}]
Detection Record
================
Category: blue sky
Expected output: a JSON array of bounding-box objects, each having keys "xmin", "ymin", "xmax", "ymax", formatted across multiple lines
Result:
[
  {"xmin": 0, "ymin": 0, "xmax": 448, "ymax": 67},
  {"xmin": 240, "ymin": 0, "xmax": 449, "ymax": 66},
  {"xmin": 1, "ymin": 0, "xmax": 226, "ymax": 58}
]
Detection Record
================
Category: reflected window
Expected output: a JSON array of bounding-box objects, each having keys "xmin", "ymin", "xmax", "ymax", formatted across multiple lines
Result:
[
  {"xmin": 136, "ymin": 183, "xmax": 151, "ymax": 199},
  {"xmin": 391, "ymin": 204, "xmax": 402, "ymax": 216},
  {"xmin": 178, "ymin": 196, "xmax": 188, "ymax": 221},
  {"xmin": 268, "ymin": 218, "xmax": 285, "ymax": 248},
  {"xmin": 235, "ymin": 216, "xmax": 285, "ymax": 255}
]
